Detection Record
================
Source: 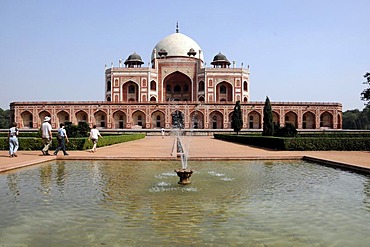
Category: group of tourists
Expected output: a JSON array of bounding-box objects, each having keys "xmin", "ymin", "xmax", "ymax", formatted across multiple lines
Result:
[{"xmin": 8, "ymin": 116, "xmax": 102, "ymax": 158}]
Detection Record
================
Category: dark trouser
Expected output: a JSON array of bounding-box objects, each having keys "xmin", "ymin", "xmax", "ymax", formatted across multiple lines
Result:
[{"xmin": 54, "ymin": 137, "xmax": 68, "ymax": 155}]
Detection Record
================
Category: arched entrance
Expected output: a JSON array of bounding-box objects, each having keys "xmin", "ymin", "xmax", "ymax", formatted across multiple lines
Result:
[
  {"xmin": 132, "ymin": 110, "xmax": 146, "ymax": 128},
  {"xmin": 303, "ymin": 111, "xmax": 316, "ymax": 129},
  {"xmin": 21, "ymin": 111, "xmax": 33, "ymax": 128},
  {"xmin": 94, "ymin": 110, "xmax": 107, "ymax": 128},
  {"xmin": 216, "ymin": 81, "xmax": 232, "ymax": 102},
  {"xmin": 164, "ymin": 72, "xmax": 192, "ymax": 101},
  {"xmin": 209, "ymin": 111, "xmax": 223, "ymax": 129},
  {"xmin": 285, "ymin": 111, "xmax": 298, "ymax": 128},
  {"xmin": 151, "ymin": 110, "xmax": 165, "ymax": 128},
  {"xmin": 320, "ymin": 112, "xmax": 333, "ymax": 128},
  {"xmin": 122, "ymin": 81, "xmax": 139, "ymax": 102},
  {"xmin": 113, "ymin": 110, "xmax": 126, "ymax": 129},
  {"xmin": 39, "ymin": 111, "xmax": 51, "ymax": 126},
  {"xmin": 76, "ymin": 110, "xmax": 88, "ymax": 124},
  {"xmin": 272, "ymin": 111, "xmax": 280, "ymax": 126},
  {"xmin": 190, "ymin": 111, "xmax": 204, "ymax": 129},
  {"xmin": 248, "ymin": 111, "xmax": 261, "ymax": 129},
  {"xmin": 57, "ymin": 111, "xmax": 70, "ymax": 126}
]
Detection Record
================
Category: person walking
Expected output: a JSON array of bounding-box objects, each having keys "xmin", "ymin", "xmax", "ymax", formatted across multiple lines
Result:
[
  {"xmin": 41, "ymin": 116, "xmax": 52, "ymax": 155},
  {"xmin": 54, "ymin": 123, "xmax": 69, "ymax": 156},
  {"xmin": 89, "ymin": 125, "xmax": 102, "ymax": 153},
  {"xmin": 8, "ymin": 122, "xmax": 19, "ymax": 157},
  {"xmin": 161, "ymin": 127, "xmax": 165, "ymax": 139}
]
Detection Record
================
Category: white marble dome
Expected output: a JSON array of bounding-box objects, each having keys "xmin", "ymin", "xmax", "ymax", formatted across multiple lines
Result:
[{"xmin": 151, "ymin": 32, "xmax": 204, "ymax": 62}]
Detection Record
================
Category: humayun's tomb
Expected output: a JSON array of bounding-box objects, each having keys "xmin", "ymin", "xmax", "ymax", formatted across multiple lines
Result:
[{"xmin": 10, "ymin": 27, "xmax": 342, "ymax": 130}]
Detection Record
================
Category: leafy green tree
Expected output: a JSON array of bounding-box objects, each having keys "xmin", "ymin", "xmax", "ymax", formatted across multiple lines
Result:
[
  {"xmin": 262, "ymin": 96, "xmax": 274, "ymax": 136},
  {"xmin": 0, "ymin": 108, "xmax": 10, "ymax": 129},
  {"xmin": 274, "ymin": 123, "xmax": 297, "ymax": 137},
  {"xmin": 342, "ymin": 106, "xmax": 370, "ymax": 129},
  {"xmin": 231, "ymin": 100, "xmax": 243, "ymax": 134},
  {"xmin": 65, "ymin": 122, "xmax": 90, "ymax": 138},
  {"xmin": 361, "ymin": 72, "xmax": 370, "ymax": 105}
]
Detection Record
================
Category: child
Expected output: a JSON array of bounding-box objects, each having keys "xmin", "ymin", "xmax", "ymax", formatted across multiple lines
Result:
[{"xmin": 89, "ymin": 125, "xmax": 102, "ymax": 153}]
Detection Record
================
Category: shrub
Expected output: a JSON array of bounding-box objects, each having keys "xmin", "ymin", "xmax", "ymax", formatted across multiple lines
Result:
[{"xmin": 0, "ymin": 134, "xmax": 145, "ymax": 151}]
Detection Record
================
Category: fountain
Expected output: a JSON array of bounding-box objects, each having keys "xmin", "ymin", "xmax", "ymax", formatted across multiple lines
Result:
[{"xmin": 171, "ymin": 110, "xmax": 193, "ymax": 185}]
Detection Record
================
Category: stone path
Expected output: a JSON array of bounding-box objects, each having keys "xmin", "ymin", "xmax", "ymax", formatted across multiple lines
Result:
[{"xmin": 0, "ymin": 136, "xmax": 369, "ymax": 173}]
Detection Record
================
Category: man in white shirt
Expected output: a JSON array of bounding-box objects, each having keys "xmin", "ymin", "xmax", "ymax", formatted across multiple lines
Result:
[{"xmin": 41, "ymin": 116, "xmax": 52, "ymax": 155}]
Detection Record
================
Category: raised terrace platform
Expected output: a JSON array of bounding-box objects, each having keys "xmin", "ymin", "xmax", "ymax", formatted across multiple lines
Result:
[{"xmin": 0, "ymin": 136, "xmax": 369, "ymax": 173}]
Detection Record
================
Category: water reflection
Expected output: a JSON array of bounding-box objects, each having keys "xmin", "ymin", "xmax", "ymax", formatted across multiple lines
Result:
[
  {"xmin": 0, "ymin": 160, "xmax": 369, "ymax": 246},
  {"xmin": 6, "ymin": 173, "xmax": 20, "ymax": 202}
]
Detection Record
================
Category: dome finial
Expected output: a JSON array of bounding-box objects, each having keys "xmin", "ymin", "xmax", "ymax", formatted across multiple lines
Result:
[{"xmin": 176, "ymin": 22, "xmax": 179, "ymax": 33}]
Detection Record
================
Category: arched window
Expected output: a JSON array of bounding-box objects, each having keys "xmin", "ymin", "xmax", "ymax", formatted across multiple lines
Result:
[
  {"xmin": 183, "ymin": 84, "xmax": 189, "ymax": 92},
  {"xmin": 243, "ymin": 81, "xmax": 248, "ymax": 91},
  {"xmin": 220, "ymin": 85, "xmax": 226, "ymax": 94},
  {"xmin": 150, "ymin": 81, "xmax": 156, "ymax": 91},
  {"xmin": 198, "ymin": 81, "xmax": 205, "ymax": 91},
  {"xmin": 166, "ymin": 85, "xmax": 171, "ymax": 92},
  {"xmin": 107, "ymin": 81, "xmax": 112, "ymax": 91}
]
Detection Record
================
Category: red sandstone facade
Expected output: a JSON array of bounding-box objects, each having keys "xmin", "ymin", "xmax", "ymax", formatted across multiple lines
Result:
[{"xmin": 10, "ymin": 30, "xmax": 342, "ymax": 130}]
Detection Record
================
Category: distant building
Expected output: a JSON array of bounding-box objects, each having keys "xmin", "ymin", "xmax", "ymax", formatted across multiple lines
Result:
[{"xmin": 10, "ymin": 27, "xmax": 342, "ymax": 130}]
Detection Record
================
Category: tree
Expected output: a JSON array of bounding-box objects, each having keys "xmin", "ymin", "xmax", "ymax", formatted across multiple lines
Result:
[
  {"xmin": 0, "ymin": 108, "xmax": 10, "ymax": 129},
  {"xmin": 342, "ymin": 106, "xmax": 370, "ymax": 129},
  {"xmin": 262, "ymin": 96, "xmax": 274, "ymax": 136},
  {"xmin": 361, "ymin": 72, "xmax": 370, "ymax": 105},
  {"xmin": 231, "ymin": 100, "xmax": 243, "ymax": 134}
]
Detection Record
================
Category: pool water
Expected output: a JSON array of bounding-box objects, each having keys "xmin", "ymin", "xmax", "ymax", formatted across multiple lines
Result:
[{"xmin": 0, "ymin": 160, "xmax": 369, "ymax": 246}]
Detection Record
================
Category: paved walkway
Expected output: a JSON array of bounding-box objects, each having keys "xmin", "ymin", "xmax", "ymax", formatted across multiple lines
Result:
[{"xmin": 0, "ymin": 136, "xmax": 369, "ymax": 173}]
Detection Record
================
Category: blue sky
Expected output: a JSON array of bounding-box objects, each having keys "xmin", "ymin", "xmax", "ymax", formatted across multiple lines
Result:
[{"xmin": 1, "ymin": 0, "xmax": 369, "ymax": 110}]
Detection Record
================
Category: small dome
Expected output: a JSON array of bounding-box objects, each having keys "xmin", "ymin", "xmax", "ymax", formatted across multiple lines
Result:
[
  {"xmin": 187, "ymin": 48, "xmax": 197, "ymax": 57},
  {"xmin": 211, "ymin": 52, "xmax": 231, "ymax": 66},
  {"xmin": 124, "ymin": 52, "xmax": 144, "ymax": 65}
]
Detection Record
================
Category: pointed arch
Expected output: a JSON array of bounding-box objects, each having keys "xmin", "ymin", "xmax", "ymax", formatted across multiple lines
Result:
[
  {"xmin": 216, "ymin": 81, "xmax": 233, "ymax": 102},
  {"xmin": 320, "ymin": 111, "xmax": 333, "ymax": 128},
  {"xmin": 190, "ymin": 110, "xmax": 204, "ymax": 129},
  {"xmin": 209, "ymin": 111, "xmax": 224, "ymax": 129},
  {"xmin": 272, "ymin": 111, "xmax": 280, "ymax": 126},
  {"xmin": 243, "ymin": 81, "xmax": 248, "ymax": 92},
  {"xmin": 20, "ymin": 111, "xmax": 33, "ymax": 128},
  {"xmin": 248, "ymin": 111, "xmax": 261, "ymax": 129},
  {"xmin": 132, "ymin": 110, "xmax": 146, "ymax": 128},
  {"xmin": 151, "ymin": 110, "xmax": 165, "ymax": 128},
  {"xmin": 164, "ymin": 71, "xmax": 192, "ymax": 101},
  {"xmin": 94, "ymin": 110, "xmax": 107, "ymax": 128},
  {"xmin": 56, "ymin": 110, "xmax": 70, "ymax": 127},
  {"xmin": 113, "ymin": 110, "xmax": 126, "ymax": 129},
  {"xmin": 198, "ymin": 80, "xmax": 205, "ymax": 92},
  {"xmin": 75, "ymin": 110, "xmax": 88, "ymax": 124},
  {"xmin": 39, "ymin": 111, "xmax": 51, "ymax": 125},
  {"xmin": 150, "ymin": 80, "xmax": 156, "ymax": 91},
  {"xmin": 285, "ymin": 111, "xmax": 298, "ymax": 128},
  {"xmin": 303, "ymin": 111, "xmax": 316, "ymax": 129},
  {"xmin": 122, "ymin": 80, "xmax": 139, "ymax": 102}
]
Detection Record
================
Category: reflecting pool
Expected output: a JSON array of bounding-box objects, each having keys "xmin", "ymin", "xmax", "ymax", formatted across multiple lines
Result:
[{"xmin": 1, "ymin": 160, "xmax": 370, "ymax": 246}]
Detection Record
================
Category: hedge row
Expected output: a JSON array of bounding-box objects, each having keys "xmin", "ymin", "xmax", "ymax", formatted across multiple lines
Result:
[
  {"xmin": 214, "ymin": 134, "xmax": 370, "ymax": 151},
  {"xmin": 0, "ymin": 134, "xmax": 145, "ymax": 151},
  {"xmin": 297, "ymin": 132, "xmax": 370, "ymax": 138}
]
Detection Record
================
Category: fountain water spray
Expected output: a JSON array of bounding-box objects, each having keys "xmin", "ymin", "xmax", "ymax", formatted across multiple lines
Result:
[{"xmin": 168, "ymin": 104, "xmax": 193, "ymax": 184}]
